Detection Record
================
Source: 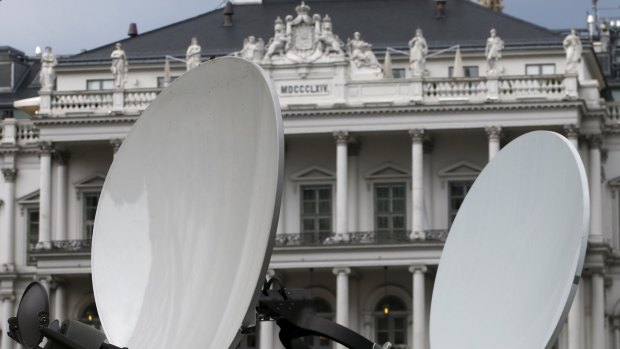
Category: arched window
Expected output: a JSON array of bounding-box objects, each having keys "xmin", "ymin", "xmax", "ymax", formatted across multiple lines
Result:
[
  {"xmin": 79, "ymin": 302, "xmax": 101, "ymax": 330},
  {"xmin": 302, "ymin": 297, "xmax": 334, "ymax": 348},
  {"xmin": 374, "ymin": 295, "xmax": 407, "ymax": 347}
]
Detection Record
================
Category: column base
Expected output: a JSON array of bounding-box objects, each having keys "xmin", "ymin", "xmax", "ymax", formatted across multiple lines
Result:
[{"xmin": 409, "ymin": 231, "xmax": 426, "ymax": 241}]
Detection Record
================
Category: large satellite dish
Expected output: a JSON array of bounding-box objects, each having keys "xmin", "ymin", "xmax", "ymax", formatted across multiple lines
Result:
[
  {"xmin": 430, "ymin": 131, "xmax": 589, "ymax": 349},
  {"xmin": 91, "ymin": 57, "xmax": 283, "ymax": 349}
]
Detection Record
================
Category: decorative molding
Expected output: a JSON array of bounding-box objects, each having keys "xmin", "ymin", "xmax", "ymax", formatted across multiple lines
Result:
[
  {"xmin": 17, "ymin": 190, "xmax": 40, "ymax": 215},
  {"xmin": 363, "ymin": 162, "xmax": 409, "ymax": 191},
  {"xmin": 332, "ymin": 266, "xmax": 351, "ymax": 275},
  {"xmin": 408, "ymin": 264, "xmax": 428, "ymax": 273},
  {"xmin": 564, "ymin": 124, "xmax": 579, "ymax": 139},
  {"xmin": 110, "ymin": 138, "xmax": 123, "ymax": 153},
  {"xmin": 290, "ymin": 165, "xmax": 335, "ymax": 193},
  {"xmin": 39, "ymin": 141, "xmax": 53, "ymax": 155},
  {"xmin": 588, "ymin": 135, "xmax": 603, "ymax": 148}
]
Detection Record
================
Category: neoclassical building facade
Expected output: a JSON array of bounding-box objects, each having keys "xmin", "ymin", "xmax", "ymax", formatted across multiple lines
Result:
[{"xmin": 0, "ymin": 0, "xmax": 619, "ymax": 349}]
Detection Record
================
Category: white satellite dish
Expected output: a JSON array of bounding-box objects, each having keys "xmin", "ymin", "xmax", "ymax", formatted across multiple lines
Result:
[
  {"xmin": 430, "ymin": 131, "xmax": 589, "ymax": 349},
  {"xmin": 91, "ymin": 57, "xmax": 283, "ymax": 349}
]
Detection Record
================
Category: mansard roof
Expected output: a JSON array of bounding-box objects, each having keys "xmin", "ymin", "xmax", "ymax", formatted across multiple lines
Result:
[{"xmin": 64, "ymin": 0, "xmax": 562, "ymax": 63}]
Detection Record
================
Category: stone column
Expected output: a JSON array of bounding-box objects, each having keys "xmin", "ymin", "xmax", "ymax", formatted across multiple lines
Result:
[
  {"xmin": 39, "ymin": 143, "xmax": 53, "ymax": 247},
  {"xmin": 53, "ymin": 282, "xmax": 66, "ymax": 321},
  {"xmin": 1, "ymin": 292, "xmax": 15, "ymax": 349},
  {"xmin": 568, "ymin": 283, "xmax": 585, "ymax": 349},
  {"xmin": 38, "ymin": 275, "xmax": 51, "ymax": 295},
  {"xmin": 110, "ymin": 138, "xmax": 123, "ymax": 156},
  {"xmin": 348, "ymin": 141, "xmax": 360, "ymax": 233},
  {"xmin": 485, "ymin": 126, "xmax": 502, "ymax": 161},
  {"xmin": 589, "ymin": 136, "xmax": 603, "ymax": 243},
  {"xmin": 564, "ymin": 124, "xmax": 579, "ymax": 149},
  {"xmin": 613, "ymin": 317, "xmax": 620, "ymax": 349},
  {"xmin": 333, "ymin": 266, "xmax": 351, "ymax": 349},
  {"xmin": 1, "ymin": 169, "xmax": 17, "ymax": 269},
  {"xmin": 334, "ymin": 132, "xmax": 349, "ymax": 240},
  {"xmin": 409, "ymin": 129, "xmax": 425, "ymax": 240},
  {"xmin": 54, "ymin": 152, "xmax": 69, "ymax": 241},
  {"xmin": 409, "ymin": 265, "xmax": 427, "ymax": 349},
  {"xmin": 591, "ymin": 272, "xmax": 605, "ymax": 349},
  {"xmin": 259, "ymin": 319, "xmax": 274, "ymax": 349}
]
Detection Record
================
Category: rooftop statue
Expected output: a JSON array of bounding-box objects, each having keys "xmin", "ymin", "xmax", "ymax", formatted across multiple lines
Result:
[
  {"xmin": 186, "ymin": 37, "xmax": 202, "ymax": 71},
  {"xmin": 110, "ymin": 43, "xmax": 128, "ymax": 88},
  {"xmin": 347, "ymin": 32, "xmax": 380, "ymax": 69},
  {"xmin": 263, "ymin": 17, "xmax": 289, "ymax": 62},
  {"xmin": 485, "ymin": 28, "xmax": 504, "ymax": 76},
  {"xmin": 39, "ymin": 47, "xmax": 58, "ymax": 92},
  {"xmin": 261, "ymin": 2, "xmax": 345, "ymax": 65},
  {"xmin": 409, "ymin": 28, "xmax": 428, "ymax": 77},
  {"xmin": 235, "ymin": 36, "xmax": 265, "ymax": 63},
  {"xmin": 317, "ymin": 15, "xmax": 344, "ymax": 58},
  {"xmin": 563, "ymin": 29, "xmax": 582, "ymax": 74},
  {"xmin": 347, "ymin": 32, "xmax": 383, "ymax": 80}
]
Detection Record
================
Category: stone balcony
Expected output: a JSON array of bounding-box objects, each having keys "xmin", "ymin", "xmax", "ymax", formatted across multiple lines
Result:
[{"xmin": 34, "ymin": 74, "xmax": 578, "ymax": 118}]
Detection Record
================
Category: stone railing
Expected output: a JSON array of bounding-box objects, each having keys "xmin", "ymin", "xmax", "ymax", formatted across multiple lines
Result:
[
  {"xmin": 275, "ymin": 230, "xmax": 448, "ymax": 247},
  {"xmin": 0, "ymin": 119, "xmax": 39, "ymax": 145},
  {"xmin": 37, "ymin": 74, "xmax": 575, "ymax": 117},
  {"xmin": 607, "ymin": 102, "xmax": 620, "ymax": 121},
  {"xmin": 28, "ymin": 239, "xmax": 92, "ymax": 265}
]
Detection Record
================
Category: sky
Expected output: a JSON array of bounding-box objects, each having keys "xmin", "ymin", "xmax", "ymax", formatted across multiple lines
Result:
[{"xmin": 0, "ymin": 0, "xmax": 619, "ymax": 56}]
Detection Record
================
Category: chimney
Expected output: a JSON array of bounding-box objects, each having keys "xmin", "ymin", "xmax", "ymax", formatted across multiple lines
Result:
[
  {"xmin": 435, "ymin": 0, "xmax": 446, "ymax": 18},
  {"xmin": 128, "ymin": 23, "xmax": 138, "ymax": 37},
  {"xmin": 224, "ymin": 2, "xmax": 234, "ymax": 26}
]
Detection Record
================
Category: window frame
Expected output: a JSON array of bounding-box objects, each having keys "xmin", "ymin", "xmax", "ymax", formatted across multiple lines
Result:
[
  {"xmin": 525, "ymin": 63, "xmax": 556, "ymax": 76},
  {"xmin": 373, "ymin": 182, "xmax": 408, "ymax": 240},
  {"xmin": 300, "ymin": 184, "xmax": 333, "ymax": 243},
  {"xmin": 448, "ymin": 65, "xmax": 480, "ymax": 77},
  {"xmin": 448, "ymin": 180, "xmax": 474, "ymax": 227},
  {"xmin": 86, "ymin": 79, "xmax": 114, "ymax": 90},
  {"xmin": 374, "ymin": 295, "xmax": 408, "ymax": 348}
]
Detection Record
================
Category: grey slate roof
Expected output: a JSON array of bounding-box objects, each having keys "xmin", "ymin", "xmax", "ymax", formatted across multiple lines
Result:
[{"xmin": 64, "ymin": 0, "xmax": 563, "ymax": 63}]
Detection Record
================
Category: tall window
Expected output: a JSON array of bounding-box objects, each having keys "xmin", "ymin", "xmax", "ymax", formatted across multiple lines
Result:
[
  {"xmin": 303, "ymin": 297, "xmax": 333, "ymax": 348},
  {"xmin": 300, "ymin": 185, "xmax": 332, "ymax": 243},
  {"xmin": 449, "ymin": 181, "xmax": 473, "ymax": 225},
  {"xmin": 86, "ymin": 79, "xmax": 114, "ymax": 90},
  {"xmin": 83, "ymin": 192, "xmax": 100, "ymax": 239},
  {"xmin": 375, "ymin": 296, "xmax": 407, "ymax": 347},
  {"xmin": 374, "ymin": 183, "xmax": 406, "ymax": 240},
  {"xmin": 26, "ymin": 207, "xmax": 39, "ymax": 265}
]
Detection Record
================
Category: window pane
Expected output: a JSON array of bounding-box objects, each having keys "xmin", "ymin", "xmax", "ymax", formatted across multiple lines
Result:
[
  {"xmin": 394, "ymin": 331, "xmax": 405, "ymax": 345},
  {"xmin": 377, "ymin": 216, "xmax": 389, "ymax": 229},
  {"xmin": 102, "ymin": 80, "xmax": 114, "ymax": 89},
  {"xmin": 318, "ymin": 218, "xmax": 330, "ymax": 231},
  {"xmin": 303, "ymin": 219, "xmax": 315, "ymax": 231},
  {"xmin": 392, "ymin": 68, "xmax": 406, "ymax": 79},
  {"xmin": 376, "ymin": 187, "xmax": 389, "ymax": 198},
  {"xmin": 392, "ymin": 186, "xmax": 405, "ymax": 198},
  {"xmin": 303, "ymin": 189, "xmax": 314, "ymax": 201},
  {"xmin": 318, "ymin": 188, "xmax": 330, "ymax": 200},
  {"xmin": 526, "ymin": 65, "xmax": 540, "ymax": 75},
  {"xmin": 303, "ymin": 202, "xmax": 315, "ymax": 214},
  {"xmin": 377, "ymin": 199, "xmax": 389, "ymax": 212},
  {"xmin": 392, "ymin": 199, "xmax": 405, "ymax": 212},
  {"xmin": 542, "ymin": 64, "xmax": 556, "ymax": 75},
  {"xmin": 318, "ymin": 201, "xmax": 330, "ymax": 213},
  {"xmin": 86, "ymin": 81, "xmax": 100, "ymax": 90},
  {"xmin": 465, "ymin": 66, "xmax": 479, "ymax": 77},
  {"xmin": 393, "ymin": 215, "xmax": 405, "ymax": 229}
]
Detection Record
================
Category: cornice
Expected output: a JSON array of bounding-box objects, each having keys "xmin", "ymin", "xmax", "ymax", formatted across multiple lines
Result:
[
  {"xmin": 282, "ymin": 101, "xmax": 585, "ymax": 118},
  {"xmin": 33, "ymin": 115, "xmax": 139, "ymax": 126}
]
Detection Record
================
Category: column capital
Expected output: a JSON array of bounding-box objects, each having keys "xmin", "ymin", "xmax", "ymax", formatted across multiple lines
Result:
[
  {"xmin": 39, "ymin": 141, "xmax": 53, "ymax": 155},
  {"xmin": 408, "ymin": 265, "xmax": 428, "ymax": 273},
  {"xmin": 613, "ymin": 316, "xmax": 620, "ymax": 330},
  {"xmin": 52, "ymin": 150, "xmax": 71, "ymax": 165},
  {"xmin": 2, "ymin": 168, "xmax": 17, "ymax": 183},
  {"xmin": 0, "ymin": 289, "xmax": 15, "ymax": 302},
  {"xmin": 409, "ymin": 129, "xmax": 425, "ymax": 143},
  {"xmin": 332, "ymin": 267, "xmax": 351, "ymax": 276},
  {"xmin": 485, "ymin": 126, "xmax": 502, "ymax": 141},
  {"xmin": 587, "ymin": 135, "xmax": 603, "ymax": 149},
  {"xmin": 333, "ymin": 131, "xmax": 350, "ymax": 145},
  {"xmin": 110, "ymin": 138, "xmax": 124, "ymax": 154},
  {"xmin": 564, "ymin": 124, "xmax": 580, "ymax": 139}
]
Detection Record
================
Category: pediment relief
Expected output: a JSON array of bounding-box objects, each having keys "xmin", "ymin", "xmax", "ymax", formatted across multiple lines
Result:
[
  {"xmin": 291, "ymin": 166, "xmax": 336, "ymax": 181},
  {"xmin": 364, "ymin": 163, "xmax": 409, "ymax": 180},
  {"xmin": 438, "ymin": 161, "xmax": 482, "ymax": 187},
  {"xmin": 75, "ymin": 173, "xmax": 106, "ymax": 199},
  {"xmin": 18, "ymin": 190, "xmax": 40, "ymax": 215}
]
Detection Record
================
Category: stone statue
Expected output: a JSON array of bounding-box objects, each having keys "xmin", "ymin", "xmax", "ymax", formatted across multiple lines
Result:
[
  {"xmin": 485, "ymin": 28, "xmax": 504, "ymax": 75},
  {"xmin": 264, "ymin": 17, "xmax": 289, "ymax": 61},
  {"xmin": 408, "ymin": 28, "xmax": 428, "ymax": 77},
  {"xmin": 186, "ymin": 37, "xmax": 202, "ymax": 71},
  {"xmin": 318, "ymin": 15, "xmax": 344, "ymax": 57},
  {"xmin": 346, "ymin": 32, "xmax": 380, "ymax": 69},
  {"xmin": 39, "ymin": 47, "xmax": 57, "ymax": 91},
  {"xmin": 563, "ymin": 29, "xmax": 582, "ymax": 74},
  {"xmin": 110, "ymin": 43, "xmax": 128, "ymax": 88},
  {"xmin": 236, "ymin": 36, "xmax": 265, "ymax": 62}
]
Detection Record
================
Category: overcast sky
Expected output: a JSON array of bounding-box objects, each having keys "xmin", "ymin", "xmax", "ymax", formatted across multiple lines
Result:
[{"xmin": 0, "ymin": 0, "xmax": 619, "ymax": 56}]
